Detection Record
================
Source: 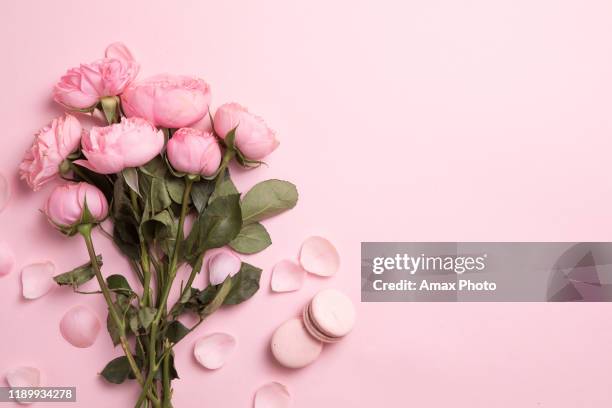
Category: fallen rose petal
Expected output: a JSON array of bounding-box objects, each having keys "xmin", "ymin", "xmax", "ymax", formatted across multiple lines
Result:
[
  {"xmin": 6, "ymin": 366, "xmax": 41, "ymax": 404},
  {"xmin": 208, "ymin": 250, "xmax": 242, "ymax": 286},
  {"xmin": 254, "ymin": 382, "xmax": 291, "ymax": 408},
  {"xmin": 0, "ymin": 242, "xmax": 15, "ymax": 277},
  {"xmin": 193, "ymin": 332, "xmax": 236, "ymax": 370},
  {"xmin": 60, "ymin": 305, "xmax": 101, "ymax": 348},
  {"xmin": 21, "ymin": 261, "xmax": 55, "ymax": 299},
  {"xmin": 271, "ymin": 260, "xmax": 306, "ymax": 292},
  {"xmin": 0, "ymin": 173, "xmax": 9, "ymax": 213},
  {"xmin": 299, "ymin": 236, "xmax": 340, "ymax": 277}
]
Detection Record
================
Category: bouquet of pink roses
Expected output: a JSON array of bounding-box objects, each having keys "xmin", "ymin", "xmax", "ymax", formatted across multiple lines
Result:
[{"xmin": 19, "ymin": 43, "xmax": 297, "ymax": 408}]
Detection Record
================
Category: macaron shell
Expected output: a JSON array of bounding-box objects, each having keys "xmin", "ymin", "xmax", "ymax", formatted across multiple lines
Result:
[
  {"xmin": 271, "ymin": 318, "xmax": 322, "ymax": 368},
  {"xmin": 310, "ymin": 289, "xmax": 356, "ymax": 338},
  {"xmin": 302, "ymin": 304, "xmax": 341, "ymax": 343}
]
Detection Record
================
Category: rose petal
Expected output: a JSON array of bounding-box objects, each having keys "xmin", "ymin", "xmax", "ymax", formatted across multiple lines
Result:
[
  {"xmin": 6, "ymin": 366, "xmax": 41, "ymax": 404},
  {"xmin": 0, "ymin": 242, "xmax": 15, "ymax": 277},
  {"xmin": 0, "ymin": 173, "xmax": 9, "ymax": 213},
  {"xmin": 254, "ymin": 382, "xmax": 291, "ymax": 408},
  {"xmin": 60, "ymin": 305, "xmax": 101, "ymax": 348},
  {"xmin": 208, "ymin": 250, "xmax": 241, "ymax": 286},
  {"xmin": 193, "ymin": 333, "xmax": 236, "ymax": 370},
  {"xmin": 104, "ymin": 42, "xmax": 135, "ymax": 63},
  {"xmin": 21, "ymin": 261, "xmax": 55, "ymax": 299},
  {"xmin": 299, "ymin": 236, "xmax": 340, "ymax": 277},
  {"xmin": 271, "ymin": 260, "xmax": 306, "ymax": 292}
]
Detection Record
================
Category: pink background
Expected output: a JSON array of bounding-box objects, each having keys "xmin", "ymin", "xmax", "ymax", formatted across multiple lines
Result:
[{"xmin": 2, "ymin": 0, "xmax": 612, "ymax": 406}]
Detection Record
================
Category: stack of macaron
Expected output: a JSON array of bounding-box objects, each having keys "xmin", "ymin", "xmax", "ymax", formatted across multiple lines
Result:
[{"xmin": 271, "ymin": 288, "xmax": 356, "ymax": 368}]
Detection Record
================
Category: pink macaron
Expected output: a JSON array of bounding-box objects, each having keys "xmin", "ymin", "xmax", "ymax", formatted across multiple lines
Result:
[
  {"xmin": 271, "ymin": 318, "xmax": 323, "ymax": 369},
  {"xmin": 304, "ymin": 289, "xmax": 356, "ymax": 342}
]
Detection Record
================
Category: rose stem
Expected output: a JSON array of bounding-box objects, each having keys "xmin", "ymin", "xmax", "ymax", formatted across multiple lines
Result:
[{"xmin": 78, "ymin": 224, "xmax": 160, "ymax": 408}]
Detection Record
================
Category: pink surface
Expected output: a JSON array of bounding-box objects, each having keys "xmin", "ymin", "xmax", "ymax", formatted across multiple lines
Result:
[{"xmin": 1, "ymin": 0, "xmax": 612, "ymax": 406}]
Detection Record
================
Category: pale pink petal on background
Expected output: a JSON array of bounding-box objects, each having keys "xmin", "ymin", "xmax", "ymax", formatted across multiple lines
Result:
[
  {"xmin": 105, "ymin": 42, "xmax": 135, "ymax": 63},
  {"xmin": 6, "ymin": 366, "xmax": 41, "ymax": 404},
  {"xmin": 0, "ymin": 242, "xmax": 15, "ymax": 277},
  {"xmin": 193, "ymin": 333, "xmax": 236, "ymax": 370},
  {"xmin": 208, "ymin": 250, "xmax": 241, "ymax": 286},
  {"xmin": 271, "ymin": 260, "xmax": 306, "ymax": 292},
  {"xmin": 254, "ymin": 382, "xmax": 291, "ymax": 408},
  {"xmin": 21, "ymin": 261, "xmax": 55, "ymax": 299},
  {"xmin": 0, "ymin": 173, "xmax": 9, "ymax": 213},
  {"xmin": 299, "ymin": 236, "xmax": 340, "ymax": 277},
  {"xmin": 59, "ymin": 305, "xmax": 101, "ymax": 348}
]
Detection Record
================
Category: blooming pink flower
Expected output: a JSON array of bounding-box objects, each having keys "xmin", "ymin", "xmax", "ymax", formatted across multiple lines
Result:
[
  {"xmin": 19, "ymin": 114, "xmax": 83, "ymax": 191},
  {"xmin": 213, "ymin": 103, "xmax": 279, "ymax": 161},
  {"xmin": 167, "ymin": 128, "xmax": 222, "ymax": 176},
  {"xmin": 75, "ymin": 117, "xmax": 164, "ymax": 174},
  {"xmin": 208, "ymin": 250, "xmax": 241, "ymax": 286},
  {"xmin": 53, "ymin": 43, "xmax": 139, "ymax": 110},
  {"xmin": 121, "ymin": 74, "xmax": 211, "ymax": 128},
  {"xmin": 45, "ymin": 182, "xmax": 108, "ymax": 228}
]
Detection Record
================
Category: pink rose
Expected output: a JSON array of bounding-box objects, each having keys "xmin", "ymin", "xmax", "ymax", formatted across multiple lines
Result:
[
  {"xmin": 208, "ymin": 250, "xmax": 241, "ymax": 286},
  {"xmin": 45, "ymin": 182, "xmax": 108, "ymax": 228},
  {"xmin": 121, "ymin": 74, "xmax": 211, "ymax": 128},
  {"xmin": 53, "ymin": 43, "xmax": 139, "ymax": 110},
  {"xmin": 19, "ymin": 114, "xmax": 83, "ymax": 191},
  {"xmin": 213, "ymin": 103, "xmax": 279, "ymax": 161},
  {"xmin": 167, "ymin": 128, "xmax": 222, "ymax": 176},
  {"xmin": 75, "ymin": 117, "xmax": 164, "ymax": 174}
]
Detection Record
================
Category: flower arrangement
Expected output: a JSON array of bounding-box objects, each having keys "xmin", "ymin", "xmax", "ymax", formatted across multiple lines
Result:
[{"xmin": 19, "ymin": 43, "xmax": 297, "ymax": 408}]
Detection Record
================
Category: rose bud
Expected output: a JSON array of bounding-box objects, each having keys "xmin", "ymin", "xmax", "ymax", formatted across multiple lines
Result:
[
  {"xmin": 75, "ymin": 117, "xmax": 164, "ymax": 174},
  {"xmin": 53, "ymin": 43, "xmax": 139, "ymax": 110},
  {"xmin": 213, "ymin": 103, "xmax": 279, "ymax": 161},
  {"xmin": 45, "ymin": 182, "xmax": 108, "ymax": 232},
  {"xmin": 121, "ymin": 74, "xmax": 211, "ymax": 128},
  {"xmin": 208, "ymin": 249, "xmax": 242, "ymax": 286},
  {"xmin": 19, "ymin": 114, "xmax": 83, "ymax": 191},
  {"xmin": 167, "ymin": 128, "xmax": 222, "ymax": 177}
]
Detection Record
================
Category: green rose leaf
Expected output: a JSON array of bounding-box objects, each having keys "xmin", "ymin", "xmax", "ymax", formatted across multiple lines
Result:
[
  {"xmin": 100, "ymin": 356, "xmax": 131, "ymax": 384},
  {"xmin": 53, "ymin": 255, "xmax": 102, "ymax": 287},
  {"xmin": 107, "ymin": 274, "xmax": 132, "ymax": 293},
  {"xmin": 165, "ymin": 175, "xmax": 186, "ymax": 204},
  {"xmin": 183, "ymin": 194, "xmax": 242, "ymax": 263},
  {"xmin": 112, "ymin": 177, "xmax": 141, "ymax": 261},
  {"xmin": 106, "ymin": 310, "xmax": 121, "ymax": 346},
  {"xmin": 240, "ymin": 180, "xmax": 298, "ymax": 224},
  {"xmin": 209, "ymin": 169, "xmax": 239, "ymax": 202},
  {"xmin": 229, "ymin": 223, "xmax": 272, "ymax": 254},
  {"xmin": 122, "ymin": 168, "xmax": 140, "ymax": 197},
  {"xmin": 166, "ymin": 320, "xmax": 190, "ymax": 344},
  {"xmin": 138, "ymin": 307, "xmax": 157, "ymax": 330},
  {"xmin": 190, "ymin": 179, "xmax": 214, "ymax": 213},
  {"xmin": 224, "ymin": 262, "xmax": 262, "ymax": 305},
  {"xmin": 201, "ymin": 277, "xmax": 233, "ymax": 317},
  {"xmin": 150, "ymin": 177, "xmax": 172, "ymax": 213}
]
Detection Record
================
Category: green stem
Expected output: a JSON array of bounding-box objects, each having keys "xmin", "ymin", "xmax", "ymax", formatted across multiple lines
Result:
[
  {"xmin": 78, "ymin": 225, "xmax": 160, "ymax": 408},
  {"xmin": 162, "ymin": 340, "xmax": 172, "ymax": 407},
  {"xmin": 214, "ymin": 149, "xmax": 235, "ymax": 191}
]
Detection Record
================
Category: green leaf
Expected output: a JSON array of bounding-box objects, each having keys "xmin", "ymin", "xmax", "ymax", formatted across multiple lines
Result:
[
  {"xmin": 138, "ymin": 307, "xmax": 157, "ymax": 330},
  {"xmin": 106, "ymin": 310, "xmax": 121, "ymax": 346},
  {"xmin": 140, "ymin": 156, "xmax": 167, "ymax": 178},
  {"xmin": 224, "ymin": 263, "xmax": 262, "ymax": 305},
  {"xmin": 166, "ymin": 320, "xmax": 190, "ymax": 344},
  {"xmin": 141, "ymin": 210, "xmax": 177, "ymax": 256},
  {"xmin": 190, "ymin": 179, "xmax": 214, "ymax": 213},
  {"xmin": 100, "ymin": 356, "xmax": 131, "ymax": 384},
  {"xmin": 240, "ymin": 180, "xmax": 298, "ymax": 224},
  {"xmin": 122, "ymin": 168, "xmax": 140, "ymax": 197},
  {"xmin": 229, "ymin": 223, "xmax": 272, "ymax": 254},
  {"xmin": 150, "ymin": 177, "xmax": 172, "ymax": 213},
  {"xmin": 112, "ymin": 177, "xmax": 140, "ymax": 261},
  {"xmin": 107, "ymin": 275, "xmax": 132, "ymax": 292},
  {"xmin": 202, "ymin": 277, "xmax": 233, "ymax": 317},
  {"xmin": 183, "ymin": 194, "xmax": 242, "ymax": 263},
  {"xmin": 166, "ymin": 176, "xmax": 186, "ymax": 204},
  {"xmin": 209, "ymin": 169, "xmax": 239, "ymax": 202},
  {"xmin": 54, "ymin": 255, "xmax": 102, "ymax": 287}
]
